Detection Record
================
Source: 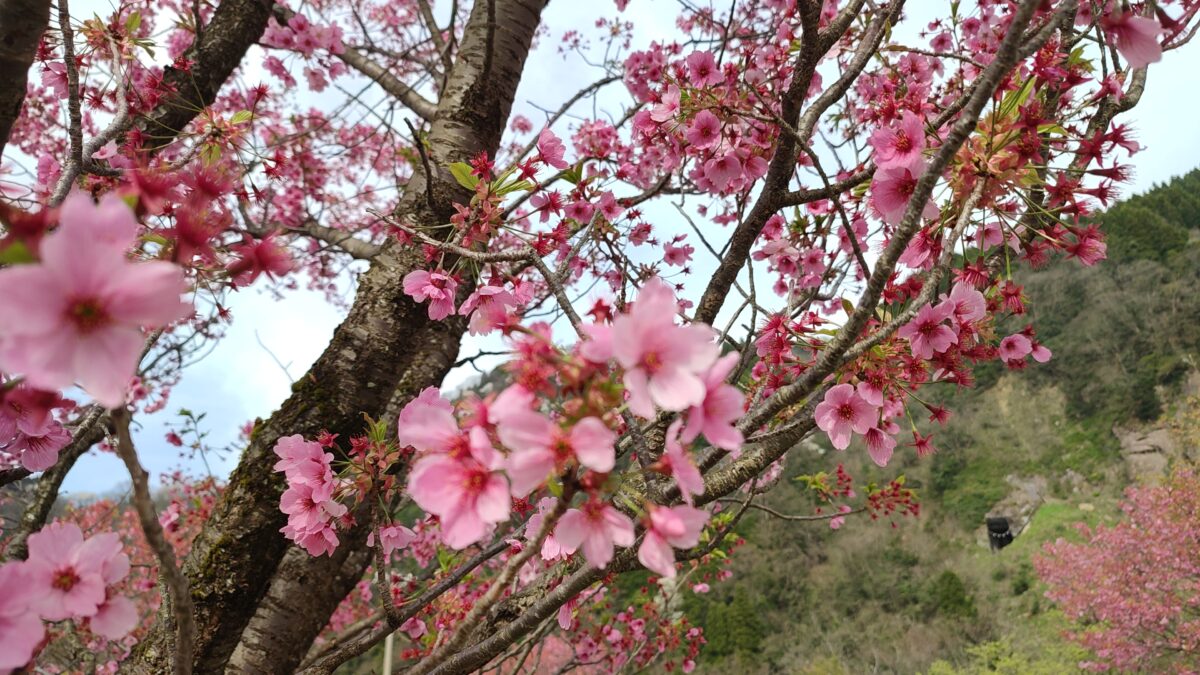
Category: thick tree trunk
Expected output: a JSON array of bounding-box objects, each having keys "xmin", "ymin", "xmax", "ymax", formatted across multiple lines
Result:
[
  {"xmin": 127, "ymin": 1, "xmax": 550, "ymax": 672},
  {"xmin": 140, "ymin": 0, "xmax": 275, "ymax": 145},
  {"xmin": 0, "ymin": 0, "xmax": 50, "ymax": 159}
]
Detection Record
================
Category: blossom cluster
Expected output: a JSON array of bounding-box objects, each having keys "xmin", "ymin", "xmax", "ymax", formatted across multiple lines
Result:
[
  {"xmin": 275, "ymin": 434, "xmax": 348, "ymax": 556},
  {"xmin": 0, "ymin": 523, "xmax": 136, "ymax": 671},
  {"xmin": 0, "ymin": 193, "xmax": 191, "ymax": 409},
  {"xmin": 0, "ymin": 384, "xmax": 73, "ymax": 472}
]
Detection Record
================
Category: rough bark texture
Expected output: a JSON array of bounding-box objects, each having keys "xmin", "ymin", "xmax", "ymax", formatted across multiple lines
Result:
[
  {"xmin": 139, "ymin": 0, "xmax": 275, "ymax": 145},
  {"xmin": 0, "ymin": 0, "xmax": 50, "ymax": 158},
  {"xmin": 127, "ymin": 1, "xmax": 550, "ymax": 672}
]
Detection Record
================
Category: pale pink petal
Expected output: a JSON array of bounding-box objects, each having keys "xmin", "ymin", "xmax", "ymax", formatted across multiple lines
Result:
[
  {"xmin": 570, "ymin": 417, "xmax": 615, "ymax": 473},
  {"xmin": 637, "ymin": 532, "xmax": 676, "ymax": 578},
  {"xmin": 90, "ymin": 596, "xmax": 138, "ymax": 639}
]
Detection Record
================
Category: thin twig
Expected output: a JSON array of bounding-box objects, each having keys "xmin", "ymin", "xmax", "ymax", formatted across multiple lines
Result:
[{"xmin": 112, "ymin": 407, "xmax": 196, "ymax": 675}]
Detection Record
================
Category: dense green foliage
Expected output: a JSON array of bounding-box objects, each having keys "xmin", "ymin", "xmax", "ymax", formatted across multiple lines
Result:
[{"xmin": 687, "ymin": 171, "xmax": 1200, "ymax": 673}]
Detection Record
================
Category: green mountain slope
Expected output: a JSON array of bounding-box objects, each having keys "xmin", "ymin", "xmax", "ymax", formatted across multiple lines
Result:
[{"xmin": 689, "ymin": 169, "xmax": 1200, "ymax": 674}]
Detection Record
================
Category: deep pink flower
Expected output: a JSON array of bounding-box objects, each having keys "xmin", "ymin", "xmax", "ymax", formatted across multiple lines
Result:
[
  {"xmin": 1102, "ymin": 11, "xmax": 1163, "ymax": 69},
  {"xmin": 870, "ymin": 160, "xmax": 939, "ymax": 226},
  {"xmin": 459, "ymin": 284, "xmax": 516, "ymax": 335},
  {"xmin": 0, "ymin": 197, "xmax": 191, "ymax": 407},
  {"xmin": 944, "ymin": 282, "xmax": 986, "ymax": 324},
  {"xmin": 869, "ymin": 111, "xmax": 926, "ymax": 168},
  {"xmin": 897, "ymin": 301, "xmax": 958, "ymax": 359},
  {"xmin": 637, "ymin": 504, "xmax": 708, "ymax": 578},
  {"xmin": 12, "ymin": 424, "xmax": 71, "ymax": 472},
  {"xmin": 814, "ymin": 384, "xmax": 877, "ymax": 450},
  {"xmin": 685, "ymin": 110, "xmax": 721, "ymax": 149},
  {"xmin": 681, "ymin": 353, "xmax": 745, "ymax": 453},
  {"xmin": 703, "ymin": 153, "xmax": 742, "ymax": 192},
  {"xmin": 663, "ymin": 241, "xmax": 694, "ymax": 267},
  {"xmin": 41, "ymin": 62, "xmax": 68, "ymax": 98},
  {"xmin": 864, "ymin": 427, "xmax": 897, "ymax": 467},
  {"xmin": 499, "ymin": 413, "xmax": 615, "ymax": 496},
  {"xmin": 24, "ymin": 523, "xmax": 113, "ymax": 621},
  {"xmin": 998, "ymin": 333, "xmax": 1033, "ymax": 361},
  {"xmin": 0, "ymin": 385, "xmax": 69, "ymax": 438},
  {"xmin": 612, "ymin": 278, "xmax": 719, "ymax": 417},
  {"xmin": 0, "ymin": 561, "xmax": 44, "ymax": 670},
  {"xmin": 685, "ymin": 50, "xmax": 723, "ymax": 87},
  {"xmin": 226, "ymin": 232, "xmax": 294, "ymax": 286},
  {"xmin": 554, "ymin": 499, "xmax": 635, "ymax": 570},
  {"xmin": 650, "ymin": 85, "xmax": 680, "ymax": 123},
  {"xmin": 407, "ymin": 427, "xmax": 510, "ymax": 549},
  {"xmin": 402, "ymin": 269, "xmax": 458, "ymax": 320},
  {"xmin": 536, "ymin": 129, "xmax": 568, "ymax": 169}
]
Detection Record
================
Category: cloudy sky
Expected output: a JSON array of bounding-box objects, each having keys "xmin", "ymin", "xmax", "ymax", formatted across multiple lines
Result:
[{"xmin": 54, "ymin": 0, "xmax": 1200, "ymax": 495}]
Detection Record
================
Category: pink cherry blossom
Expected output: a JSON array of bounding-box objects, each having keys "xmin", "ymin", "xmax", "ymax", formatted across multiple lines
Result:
[
  {"xmin": 814, "ymin": 384, "xmax": 878, "ymax": 451},
  {"xmin": 402, "ymin": 269, "xmax": 459, "ymax": 320},
  {"xmin": 685, "ymin": 50, "xmax": 722, "ymax": 87},
  {"xmin": 499, "ymin": 412, "xmax": 615, "ymax": 496},
  {"xmin": 0, "ymin": 197, "xmax": 191, "ymax": 407},
  {"xmin": 226, "ymin": 232, "xmax": 295, "ymax": 286},
  {"xmin": 41, "ymin": 62, "xmax": 68, "ymax": 97},
  {"xmin": 897, "ymin": 301, "xmax": 958, "ymax": 359},
  {"xmin": 554, "ymin": 499, "xmax": 635, "ymax": 570},
  {"xmin": 273, "ymin": 434, "xmax": 335, "ymax": 499},
  {"xmin": 637, "ymin": 504, "xmax": 708, "ymax": 578},
  {"xmin": 526, "ymin": 496, "xmax": 569, "ymax": 561},
  {"xmin": 0, "ymin": 562, "xmax": 44, "ymax": 671},
  {"xmin": 1102, "ymin": 11, "xmax": 1163, "ymax": 69},
  {"xmin": 662, "ymin": 420, "xmax": 705, "ymax": 504},
  {"xmin": 396, "ymin": 388, "xmax": 459, "ymax": 452},
  {"xmin": 998, "ymin": 333, "xmax": 1033, "ymax": 361},
  {"xmin": 407, "ymin": 427, "xmax": 510, "ymax": 549},
  {"xmin": 870, "ymin": 160, "xmax": 939, "ymax": 226},
  {"xmin": 869, "ymin": 111, "xmax": 926, "ymax": 168},
  {"xmin": 537, "ymin": 129, "xmax": 568, "ymax": 169},
  {"xmin": 681, "ymin": 352, "xmax": 745, "ymax": 453},
  {"xmin": 459, "ymin": 283, "xmax": 516, "ymax": 335},
  {"xmin": 368, "ymin": 524, "xmax": 417, "ymax": 557},
  {"xmin": 943, "ymin": 282, "xmax": 986, "ymax": 324},
  {"xmin": 612, "ymin": 278, "xmax": 719, "ymax": 417},
  {"xmin": 90, "ymin": 595, "xmax": 138, "ymax": 639},
  {"xmin": 12, "ymin": 424, "xmax": 71, "ymax": 471},
  {"xmin": 864, "ymin": 427, "xmax": 897, "ymax": 467},
  {"xmin": 685, "ymin": 110, "xmax": 721, "ymax": 149},
  {"xmin": 1031, "ymin": 343, "xmax": 1052, "ymax": 363},
  {"xmin": 703, "ymin": 153, "xmax": 742, "ymax": 192},
  {"xmin": 24, "ymin": 523, "xmax": 111, "ymax": 621}
]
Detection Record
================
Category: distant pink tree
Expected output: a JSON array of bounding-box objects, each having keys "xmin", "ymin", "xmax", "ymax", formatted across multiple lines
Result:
[{"xmin": 1037, "ymin": 469, "xmax": 1200, "ymax": 672}]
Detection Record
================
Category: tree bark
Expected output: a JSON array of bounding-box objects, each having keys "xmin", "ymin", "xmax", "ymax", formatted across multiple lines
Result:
[
  {"xmin": 139, "ymin": 0, "xmax": 275, "ymax": 146},
  {"xmin": 0, "ymin": 0, "xmax": 50, "ymax": 159},
  {"xmin": 127, "ymin": 0, "xmax": 550, "ymax": 671}
]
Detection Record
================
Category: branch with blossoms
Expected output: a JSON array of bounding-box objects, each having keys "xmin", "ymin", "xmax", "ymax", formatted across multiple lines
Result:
[{"xmin": 0, "ymin": 0, "xmax": 1197, "ymax": 671}]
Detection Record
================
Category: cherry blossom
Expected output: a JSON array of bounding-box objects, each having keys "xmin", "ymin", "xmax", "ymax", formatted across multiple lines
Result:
[
  {"xmin": 637, "ymin": 504, "xmax": 708, "ymax": 578},
  {"xmin": 555, "ymin": 499, "xmax": 636, "ymax": 570},
  {"xmin": 0, "ymin": 197, "xmax": 191, "ymax": 407},
  {"xmin": 814, "ymin": 384, "xmax": 878, "ymax": 451}
]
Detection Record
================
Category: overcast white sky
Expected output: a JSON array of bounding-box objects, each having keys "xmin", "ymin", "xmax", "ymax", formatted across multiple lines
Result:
[{"xmin": 55, "ymin": 0, "xmax": 1200, "ymax": 496}]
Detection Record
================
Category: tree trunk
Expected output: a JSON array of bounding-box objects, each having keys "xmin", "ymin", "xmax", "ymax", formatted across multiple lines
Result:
[
  {"xmin": 127, "ymin": 0, "xmax": 550, "ymax": 671},
  {"xmin": 0, "ymin": 0, "xmax": 50, "ymax": 158}
]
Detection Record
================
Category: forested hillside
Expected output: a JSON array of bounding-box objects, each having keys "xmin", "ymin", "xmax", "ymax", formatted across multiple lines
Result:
[{"xmin": 685, "ymin": 170, "xmax": 1200, "ymax": 674}]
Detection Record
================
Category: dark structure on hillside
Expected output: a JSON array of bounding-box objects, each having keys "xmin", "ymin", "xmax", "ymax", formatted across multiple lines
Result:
[{"xmin": 986, "ymin": 517, "xmax": 1014, "ymax": 551}]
